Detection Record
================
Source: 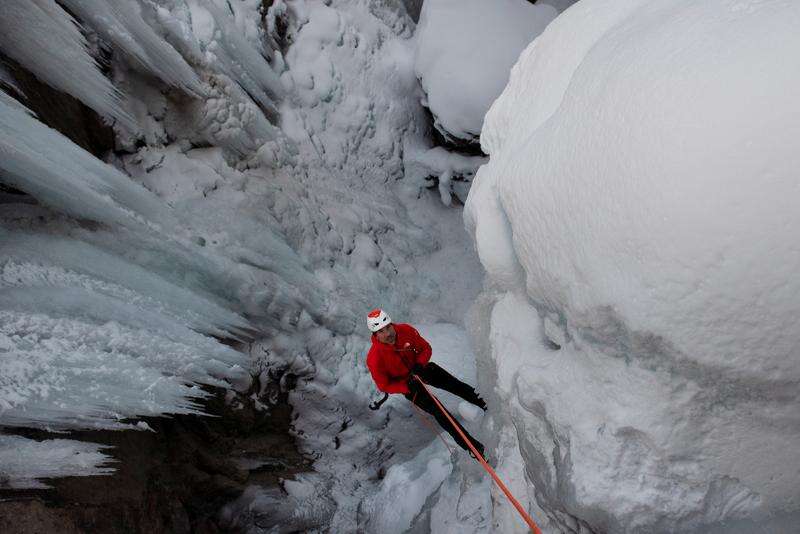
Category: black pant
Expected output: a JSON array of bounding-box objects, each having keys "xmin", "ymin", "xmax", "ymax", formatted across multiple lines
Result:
[{"xmin": 404, "ymin": 363, "xmax": 483, "ymax": 453}]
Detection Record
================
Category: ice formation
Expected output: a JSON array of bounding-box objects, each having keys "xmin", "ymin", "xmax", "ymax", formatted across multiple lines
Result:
[
  {"xmin": 0, "ymin": 434, "xmax": 114, "ymax": 489},
  {"xmin": 59, "ymin": 0, "xmax": 205, "ymax": 98},
  {"xmin": 0, "ymin": 0, "xmax": 481, "ymax": 520},
  {"xmin": 191, "ymin": 0, "xmax": 285, "ymax": 113},
  {"xmin": 0, "ymin": 0, "xmax": 135, "ymax": 130},
  {"xmin": 0, "ymin": 95, "xmax": 177, "ymax": 230},
  {"xmin": 466, "ymin": 0, "xmax": 800, "ymax": 531},
  {"xmin": 0, "ymin": 65, "xmax": 21, "ymax": 96},
  {"xmin": 414, "ymin": 0, "xmax": 557, "ymax": 142}
]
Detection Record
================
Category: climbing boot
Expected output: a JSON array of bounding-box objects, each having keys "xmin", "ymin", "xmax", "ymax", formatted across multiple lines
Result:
[
  {"xmin": 468, "ymin": 441, "xmax": 486, "ymax": 462},
  {"xmin": 464, "ymin": 389, "xmax": 487, "ymax": 411}
]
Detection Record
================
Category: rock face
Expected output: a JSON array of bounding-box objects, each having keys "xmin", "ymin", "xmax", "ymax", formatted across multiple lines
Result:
[{"xmin": 0, "ymin": 386, "xmax": 308, "ymax": 534}]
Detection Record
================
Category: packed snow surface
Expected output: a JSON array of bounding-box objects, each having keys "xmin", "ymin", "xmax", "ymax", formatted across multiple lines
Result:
[
  {"xmin": 414, "ymin": 0, "xmax": 556, "ymax": 141},
  {"xmin": 466, "ymin": 0, "xmax": 800, "ymax": 531}
]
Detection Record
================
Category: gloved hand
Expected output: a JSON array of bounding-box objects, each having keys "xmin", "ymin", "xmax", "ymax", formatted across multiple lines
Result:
[
  {"xmin": 411, "ymin": 363, "xmax": 426, "ymax": 376},
  {"xmin": 406, "ymin": 374, "xmax": 421, "ymax": 393}
]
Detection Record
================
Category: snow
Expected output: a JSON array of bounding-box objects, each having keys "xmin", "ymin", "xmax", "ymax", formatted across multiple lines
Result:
[
  {"xmin": 414, "ymin": 0, "xmax": 557, "ymax": 142},
  {"xmin": 360, "ymin": 440, "xmax": 453, "ymax": 533},
  {"xmin": 0, "ymin": 434, "xmax": 114, "ymax": 489},
  {"xmin": 405, "ymin": 146, "xmax": 487, "ymax": 206},
  {"xmin": 466, "ymin": 0, "xmax": 800, "ymax": 531}
]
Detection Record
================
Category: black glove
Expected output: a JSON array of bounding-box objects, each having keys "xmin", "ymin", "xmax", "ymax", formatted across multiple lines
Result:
[
  {"xmin": 406, "ymin": 374, "xmax": 421, "ymax": 392},
  {"xmin": 411, "ymin": 363, "xmax": 426, "ymax": 376}
]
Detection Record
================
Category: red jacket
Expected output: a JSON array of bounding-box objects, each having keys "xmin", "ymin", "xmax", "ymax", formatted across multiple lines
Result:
[{"xmin": 366, "ymin": 323, "xmax": 432, "ymax": 394}]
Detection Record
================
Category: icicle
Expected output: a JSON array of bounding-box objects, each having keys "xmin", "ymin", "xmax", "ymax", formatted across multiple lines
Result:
[
  {"xmin": 0, "ymin": 64, "xmax": 21, "ymax": 95},
  {"xmin": 0, "ymin": 0, "xmax": 136, "ymax": 130},
  {"xmin": 59, "ymin": 0, "xmax": 206, "ymax": 98},
  {"xmin": 0, "ymin": 306, "xmax": 221, "ymax": 430},
  {"xmin": 199, "ymin": 0, "xmax": 285, "ymax": 115},
  {"xmin": 0, "ymin": 231, "xmax": 249, "ymax": 338},
  {"xmin": 0, "ymin": 88, "xmax": 32, "ymax": 115},
  {"xmin": 0, "ymin": 434, "xmax": 114, "ymax": 489},
  {"xmin": 0, "ymin": 240, "xmax": 249, "ymax": 431},
  {"xmin": 0, "ymin": 92, "xmax": 174, "ymax": 231},
  {"xmin": 0, "ymin": 92, "xmax": 259, "ymax": 334}
]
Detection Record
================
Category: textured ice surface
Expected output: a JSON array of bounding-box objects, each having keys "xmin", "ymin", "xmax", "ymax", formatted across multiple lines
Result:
[
  {"xmin": 466, "ymin": 0, "xmax": 800, "ymax": 531},
  {"xmin": 414, "ymin": 0, "xmax": 556, "ymax": 142},
  {"xmin": 0, "ymin": 229, "xmax": 251, "ymax": 430}
]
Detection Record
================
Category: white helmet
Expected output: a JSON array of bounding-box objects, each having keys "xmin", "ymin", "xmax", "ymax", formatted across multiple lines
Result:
[{"xmin": 367, "ymin": 308, "xmax": 392, "ymax": 332}]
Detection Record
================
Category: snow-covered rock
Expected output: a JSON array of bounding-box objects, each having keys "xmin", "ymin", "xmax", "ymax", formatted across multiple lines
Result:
[
  {"xmin": 466, "ymin": 0, "xmax": 800, "ymax": 531},
  {"xmin": 414, "ymin": 0, "xmax": 556, "ymax": 143}
]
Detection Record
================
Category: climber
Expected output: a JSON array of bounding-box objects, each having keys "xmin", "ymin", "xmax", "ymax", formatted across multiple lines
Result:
[{"xmin": 365, "ymin": 308, "xmax": 488, "ymax": 460}]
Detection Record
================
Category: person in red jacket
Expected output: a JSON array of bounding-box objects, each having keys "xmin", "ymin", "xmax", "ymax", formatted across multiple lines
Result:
[{"xmin": 365, "ymin": 308, "xmax": 487, "ymax": 459}]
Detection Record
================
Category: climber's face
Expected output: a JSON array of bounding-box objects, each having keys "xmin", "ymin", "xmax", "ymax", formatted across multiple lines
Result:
[{"xmin": 375, "ymin": 323, "xmax": 396, "ymax": 345}]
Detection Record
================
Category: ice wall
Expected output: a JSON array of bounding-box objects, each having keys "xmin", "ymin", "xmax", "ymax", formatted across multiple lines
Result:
[
  {"xmin": 466, "ymin": 0, "xmax": 800, "ymax": 531},
  {"xmin": 0, "ymin": 0, "xmax": 288, "ymax": 155},
  {"xmin": 0, "ymin": 0, "xmax": 456, "ymax": 510},
  {"xmin": 0, "ymin": 93, "xmax": 255, "ymax": 433},
  {"xmin": 0, "ymin": 0, "xmax": 294, "ymax": 486}
]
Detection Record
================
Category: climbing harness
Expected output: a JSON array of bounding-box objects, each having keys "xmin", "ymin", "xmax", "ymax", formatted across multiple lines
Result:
[{"xmin": 412, "ymin": 375, "xmax": 543, "ymax": 534}]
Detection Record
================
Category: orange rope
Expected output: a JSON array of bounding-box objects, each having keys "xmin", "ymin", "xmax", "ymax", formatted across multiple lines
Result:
[
  {"xmin": 412, "ymin": 375, "xmax": 543, "ymax": 534},
  {"xmin": 411, "ymin": 391, "xmax": 457, "ymax": 455}
]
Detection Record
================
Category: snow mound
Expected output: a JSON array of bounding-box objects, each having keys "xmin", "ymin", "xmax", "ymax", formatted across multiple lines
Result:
[
  {"xmin": 414, "ymin": 0, "xmax": 556, "ymax": 142},
  {"xmin": 466, "ymin": 0, "xmax": 800, "ymax": 531}
]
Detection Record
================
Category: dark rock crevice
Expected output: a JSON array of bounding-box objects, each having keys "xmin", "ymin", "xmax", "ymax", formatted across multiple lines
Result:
[
  {"xmin": 0, "ymin": 384, "xmax": 310, "ymax": 534},
  {"xmin": 0, "ymin": 53, "xmax": 116, "ymax": 160}
]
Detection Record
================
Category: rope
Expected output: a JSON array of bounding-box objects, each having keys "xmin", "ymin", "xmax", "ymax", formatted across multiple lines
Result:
[
  {"xmin": 411, "ymin": 391, "xmax": 457, "ymax": 455},
  {"xmin": 412, "ymin": 375, "xmax": 543, "ymax": 534}
]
